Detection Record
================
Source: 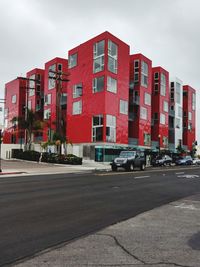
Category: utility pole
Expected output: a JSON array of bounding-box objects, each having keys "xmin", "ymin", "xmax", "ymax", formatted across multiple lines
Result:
[
  {"xmin": 17, "ymin": 77, "xmax": 41, "ymax": 148},
  {"xmin": 48, "ymin": 70, "xmax": 69, "ymax": 137}
]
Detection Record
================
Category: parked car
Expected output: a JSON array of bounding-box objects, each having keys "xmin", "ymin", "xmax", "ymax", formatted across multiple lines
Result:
[
  {"xmin": 176, "ymin": 155, "xmax": 193, "ymax": 165},
  {"xmin": 110, "ymin": 150, "xmax": 145, "ymax": 171},
  {"xmin": 193, "ymin": 158, "xmax": 200, "ymax": 165},
  {"xmin": 152, "ymin": 155, "xmax": 172, "ymax": 166}
]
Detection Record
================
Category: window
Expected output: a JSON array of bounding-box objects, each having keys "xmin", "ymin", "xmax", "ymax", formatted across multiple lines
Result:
[
  {"xmin": 140, "ymin": 107, "xmax": 147, "ymax": 120},
  {"xmin": 154, "ymin": 83, "xmax": 159, "ymax": 94},
  {"xmin": 29, "ymin": 74, "xmax": 35, "ymax": 96},
  {"xmin": 154, "ymin": 72, "xmax": 159, "ymax": 80},
  {"xmin": 44, "ymin": 109, "xmax": 51, "ymax": 119},
  {"xmin": 93, "ymin": 76, "xmax": 104, "ymax": 93},
  {"xmin": 106, "ymin": 115, "xmax": 116, "ymax": 142},
  {"xmin": 58, "ymin": 63, "xmax": 62, "ymax": 72},
  {"xmin": 144, "ymin": 133, "xmax": 151, "ymax": 146},
  {"xmin": 92, "ymin": 115, "xmax": 103, "ymax": 142},
  {"xmin": 73, "ymin": 83, "xmax": 83, "ymax": 98},
  {"xmin": 144, "ymin": 92, "xmax": 151, "ymax": 106},
  {"xmin": 163, "ymin": 101, "xmax": 168, "ymax": 112},
  {"xmin": 134, "ymin": 60, "xmax": 139, "ymax": 82},
  {"xmin": 192, "ymin": 93, "xmax": 196, "ymax": 110},
  {"xmin": 160, "ymin": 113, "xmax": 166, "ymax": 125},
  {"xmin": 188, "ymin": 112, "xmax": 192, "ymax": 121},
  {"xmin": 93, "ymin": 40, "xmax": 105, "ymax": 73},
  {"xmin": 12, "ymin": 95, "xmax": 17, "ymax": 104},
  {"xmin": 108, "ymin": 40, "xmax": 118, "ymax": 74},
  {"xmin": 141, "ymin": 61, "xmax": 148, "ymax": 87},
  {"xmin": 72, "ymin": 100, "xmax": 82, "ymax": 115},
  {"xmin": 36, "ymin": 84, "xmax": 41, "ymax": 96},
  {"xmin": 107, "ymin": 76, "xmax": 117, "ymax": 93},
  {"xmin": 69, "ymin": 53, "xmax": 77, "ymax": 68},
  {"xmin": 188, "ymin": 123, "xmax": 192, "ymax": 131},
  {"xmin": 36, "ymin": 99, "xmax": 41, "ymax": 111},
  {"xmin": 48, "ymin": 64, "xmax": 56, "ymax": 89},
  {"xmin": 176, "ymin": 82, "xmax": 181, "ymax": 104},
  {"xmin": 28, "ymin": 100, "xmax": 32, "ymax": 110},
  {"xmin": 44, "ymin": 94, "xmax": 51, "ymax": 105},
  {"xmin": 183, "ymin": 91, "xmax": 188, "ymax": 97},
  {"xmin": 160, "ymin": 73, "xmax": 166, "ymax": 96},
  {"xmin": 120, "ymin": 100, "xmax": 128, "ymax": 115}
]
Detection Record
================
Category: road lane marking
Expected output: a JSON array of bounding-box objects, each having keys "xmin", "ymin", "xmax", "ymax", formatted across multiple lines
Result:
[
  {"xmin": 177, "ymin": 174, "xmax": 199, "ymax": 179},
  {"xmin": 134, "ymin": 176, "xmax": 150, "ymax": 179},
  {"xmin": 176, "ymin": 172, "xmax": 185, "ymax": 175}
]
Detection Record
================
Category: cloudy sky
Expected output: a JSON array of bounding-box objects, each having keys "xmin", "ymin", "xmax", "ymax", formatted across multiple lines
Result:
[{"xmin": 0, "ymin": 0, "xmax": 199, "ymax": 142}]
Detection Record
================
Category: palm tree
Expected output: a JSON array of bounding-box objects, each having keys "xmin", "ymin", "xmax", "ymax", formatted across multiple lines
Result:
[{"xmin": 11, "ymin": 109, "xmax": 43, "ymax": 150}]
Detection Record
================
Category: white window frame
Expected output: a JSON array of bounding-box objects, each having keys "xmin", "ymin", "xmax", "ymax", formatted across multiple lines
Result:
[
  {"xmin": 160, "ymin": 73, "xmax": 166, "ymax": 96},
  {"xmin": 108, "ymin": 40, "xmax": 118, "ymax": 74},
  {"xmin": 92, "ymin": 114, "xmax": 104, "ymax": 142},
  {"xmin": 73, "ymin": 83, "xmax": 83, "ymax": 98},
  {"xmin": 160, "ymin": 113, "xmax": 166, "ymax": 125},
  {"xmin": 140, "ymin": 107, "xmax": 147, "ymax": 120},
  {"xmin": 44, "ymin": 109, "xmax": 51, "ymax": 120},
  {"xmin": 29, "ymin": 74, "xmax": 35, "ymax": 97},
  {"xmin": 106, "ymin": 114, "xmax": 116, "ymax": 142},
  {"xmin": 44, "ymin": 94, "xmax": 51, "ymax": 105},
  {"xmin": 163, "ymin": 101, "xmax": 169, "ymax": 112},
  {"xmin": 144, "ymin": 92, "xmax": 151, "ymax": 106},
  {"xmin": 188, "ymin": 111, "xmax": 192, "ymax": 121},
  {"xmin": 93, "ymin": 76, "xmax": 104, "ymax": 93},
  {"xmin": 93, "ymin": 40, "xmax": 105, "ymax": 73},
  {"xmin": 107, "ymin": 76, "xmax": 117, "ymax": 93},
  {"xmin": 120, "ymin": 100, "xmax": 128, "ymax": 115},
  {"xmin": 69, "ymin": 53, "xmax": 77, "ymax": 69},
  {"xmin": 12, "ymin": 94, "xmax": 17, "ymax": 104},
  {"xmin": 48, "ymin": 64, "xmax": 56, "ymax": 89},
  {"xmin": 141, "ymin": 61, "xmax": 148, "ymax": 88},
  {"xmin": 72, "ymin": 100, "xmax": 82, "ymax": 115}
]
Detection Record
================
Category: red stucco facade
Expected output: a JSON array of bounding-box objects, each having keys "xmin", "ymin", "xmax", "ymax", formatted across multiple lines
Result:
[
  {"xmin": 67, "ymin": 31, "xmax": 130, "ymax": 145},
  {"xmin": 183, "ymin": 85, "xmax": 196, "ymax": 151},
  {"xmin": 151, "ymin": 67, "xmax": 169, "ymax": 149}
]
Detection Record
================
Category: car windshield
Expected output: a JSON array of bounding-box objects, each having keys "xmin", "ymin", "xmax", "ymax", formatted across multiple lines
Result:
[{"xmin": 119, "ymin": 151, "xmax": 136, "ymax": 158}]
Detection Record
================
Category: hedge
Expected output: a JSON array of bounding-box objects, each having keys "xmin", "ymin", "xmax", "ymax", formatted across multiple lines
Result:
[{"xmin": 12, "ymin": 150, "xmax": 82, "ymax": 165}]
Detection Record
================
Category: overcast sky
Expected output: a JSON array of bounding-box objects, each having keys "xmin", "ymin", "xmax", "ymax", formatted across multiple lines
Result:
[{"xmin": 0, "ymin": 0, "xmax": 199, "ymax": 142}]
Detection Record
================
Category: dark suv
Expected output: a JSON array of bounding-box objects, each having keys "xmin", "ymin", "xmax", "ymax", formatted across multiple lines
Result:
[
  {"xmin": 152, "ymin": 155, "xmax": 172, "ymax": 166},
  {"xmin": 110, "ymin": 151, "xmax": 146, "ymax": 171}
]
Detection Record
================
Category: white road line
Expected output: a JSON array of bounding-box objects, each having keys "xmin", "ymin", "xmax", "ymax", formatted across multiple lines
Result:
[
  {"xmin": 176, "ymin": 172, "xmax": 185, "ymax": 175},
  {"xmin": 134, "ymin": 176, "xmax": 150, "ymax": 179}
]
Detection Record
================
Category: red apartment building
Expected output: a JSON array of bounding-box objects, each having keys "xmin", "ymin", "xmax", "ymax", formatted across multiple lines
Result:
[
  {"xmin": 26, "ymin": 68, "xmax": 45, "ymax": 142},
  {"xmin": 151, "ymin": 67, "xmax": 169, "ymax": 151},
  {"xmin": 183, "ymin": 85, "xmax": 196, "ymax": 151},
  {"xmin": 43, "ymin": 57, "xmax": 68, "ymax": 142},
  {"xmin": 129, "ymin": 54, "xmax": 152, "ymax": 150},
  {"xmin": 67, "ymin": 31, "xmax": 130, "ymax": 161},
  {"xmin": 4, "ymin": 78, "xmax": 26, "ymax": 144},
  {"xmin": 3, "ymin": 32, "xmax": 197, "ymax": 160}
]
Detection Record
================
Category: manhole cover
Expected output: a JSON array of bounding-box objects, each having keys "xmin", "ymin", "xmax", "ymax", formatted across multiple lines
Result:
[{"xmin": 188, "ymin": 232, "xmax": 200, "ymax": 250}]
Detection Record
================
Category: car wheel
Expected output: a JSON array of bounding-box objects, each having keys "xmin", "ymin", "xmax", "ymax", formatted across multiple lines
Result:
[
  {"xmin": 111, "ymin": 165, "xmax": 117, "ymax": 171},
  {"xmin": 140, "ymin": 163, "xmax": 145, "ymax": 171}
]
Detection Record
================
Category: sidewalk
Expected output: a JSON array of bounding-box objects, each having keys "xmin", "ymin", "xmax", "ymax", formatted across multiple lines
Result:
[
  {"xmin": 14, "ymin": 194, "xmax": 200, "ymax": 267},
  {"xmin": 0, "ymin": 159, "xmax": 111, "ymax": 176}
]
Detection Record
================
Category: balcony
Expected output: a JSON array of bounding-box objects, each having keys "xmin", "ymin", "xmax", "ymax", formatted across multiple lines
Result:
[{"xmin": 128, "ymin": 112, "xmax": 137, "ymax": 121}]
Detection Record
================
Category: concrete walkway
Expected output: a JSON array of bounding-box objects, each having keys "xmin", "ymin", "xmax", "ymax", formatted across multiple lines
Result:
[
  {"xmin": 0, "ymin": 159, "xmax": 111, "ymax": 176},
  {"xmin": 14, "ymin": 194, "xmax": 200, "ymax": 267}
]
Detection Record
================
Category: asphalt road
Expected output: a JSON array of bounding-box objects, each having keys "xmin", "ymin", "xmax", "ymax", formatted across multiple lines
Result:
[{"xmin": 0, "ymin": 166, "xmax": 200, "ymax": 266}]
